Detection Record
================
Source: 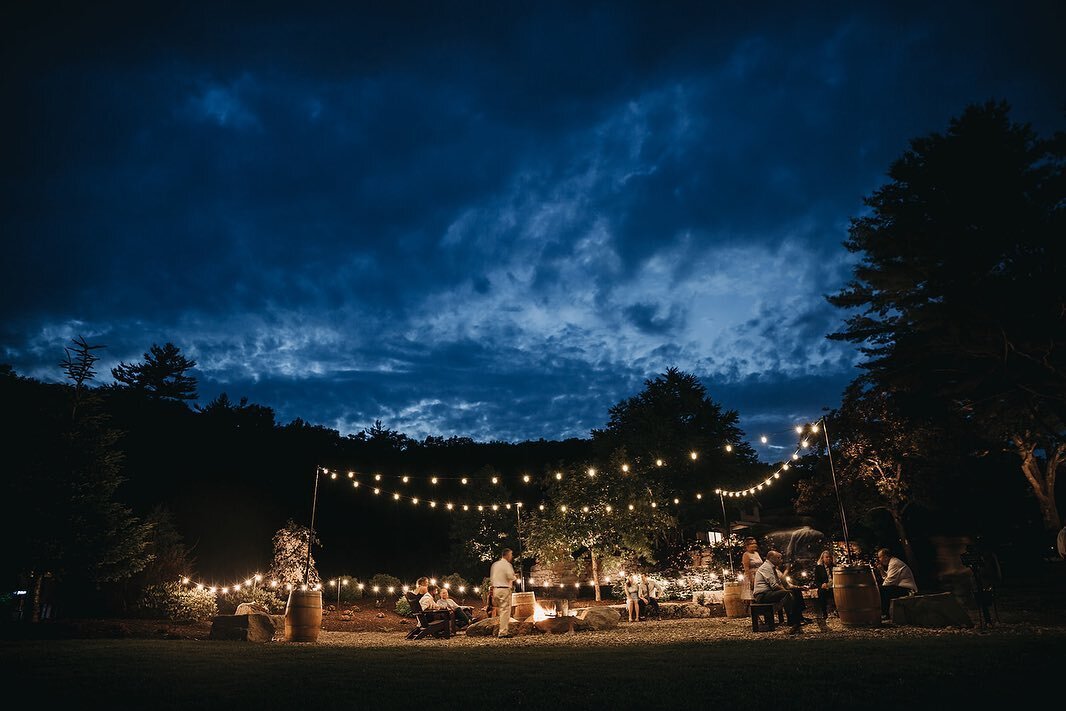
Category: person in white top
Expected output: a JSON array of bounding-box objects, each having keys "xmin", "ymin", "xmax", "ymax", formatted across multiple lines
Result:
[
  {"xmin": 740, "ymin": 537, "xmax": 763, "ymax": 601},
  {"xmin": 419, "ymin": 583, "xmax": 442, "ymax": 614},
  {"xmin": 489, "ymin": 548, "xmax": 516, "ymax": 637},
  {"xmin": 438, "ymin": 588, "xmax": 472, "ymax": 627},
  {"xmin": 875, "ymin": 548, "xmax": 917, "ymax": 619},
  {"xmin": 752, "ymin": 550, "xmax": 806, "ymax": 633}
]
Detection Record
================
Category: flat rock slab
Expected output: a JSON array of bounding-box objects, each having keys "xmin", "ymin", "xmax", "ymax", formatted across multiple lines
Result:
[
  {"xmin": 210, "ymin": 614, "xmax": 277, "ymax": 642},
  {"xmin": 890, "ymin": 592, "xmax": 973, "ymax": 628}
]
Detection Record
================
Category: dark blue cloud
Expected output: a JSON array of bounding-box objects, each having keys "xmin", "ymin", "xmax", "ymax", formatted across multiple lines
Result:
[{"xmin": 3, "ymin": 0, "xmax": 1062, "ymax": 448}]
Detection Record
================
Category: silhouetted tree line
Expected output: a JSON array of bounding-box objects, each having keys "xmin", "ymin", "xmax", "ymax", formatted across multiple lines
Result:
[{"xmin": 2, "ymin": 100, "xmax": 1061, "ymax": 620}]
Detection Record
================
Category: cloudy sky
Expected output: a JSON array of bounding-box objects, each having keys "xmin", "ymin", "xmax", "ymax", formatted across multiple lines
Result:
[{"xmin": 3, "ymin": 1, "xmax": 1063, "ymax": 454}]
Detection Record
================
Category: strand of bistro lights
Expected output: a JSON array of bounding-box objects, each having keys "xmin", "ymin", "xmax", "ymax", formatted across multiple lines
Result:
[
  {"xmin": 176, "ymin": 573, "xmax": 323, "ymax": 595},
  {"xmin": 716, "ymin": 420, "xmax": 824, "ymax": 498},
  {"xmin": 177, "ymin": 572, "xmax": 732, "ymax": 597},
  {"xmin": 323, "ymin": 419, "xmax": 824, "ymax": 512},
  {"xmin": 320, "ymin": 423, "xmax": 811, "ymax": 486}
]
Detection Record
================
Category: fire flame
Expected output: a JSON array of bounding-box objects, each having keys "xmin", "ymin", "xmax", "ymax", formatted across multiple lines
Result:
[{"xmin": 533, "ymin": 603, "xmax": 549, "ymax": 622}]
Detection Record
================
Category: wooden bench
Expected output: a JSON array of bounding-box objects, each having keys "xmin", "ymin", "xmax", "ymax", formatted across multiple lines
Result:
[
  {"xmin": 750, "ymin": 600, "xmax": 785, "ymax": 632},
  {"xmin": 404, "ymin": 592, "xmax": 453, "ymax": 640}
]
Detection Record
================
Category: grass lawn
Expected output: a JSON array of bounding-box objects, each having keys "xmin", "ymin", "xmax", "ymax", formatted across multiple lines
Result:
[{"xmin": 3, "ymin": 630, "xmax": 1063, "ymax": 709}]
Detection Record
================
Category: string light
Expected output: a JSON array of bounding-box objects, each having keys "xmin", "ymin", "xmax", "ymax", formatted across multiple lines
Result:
[{"xmin": 325, "ymin": 424, "xmax": 822, "ymax": 515}]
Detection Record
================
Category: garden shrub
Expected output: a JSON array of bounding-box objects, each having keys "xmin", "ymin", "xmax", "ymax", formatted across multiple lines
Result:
[
  {"xmin": 217, "ymin": 586, "xmax": 285, "ymax": 615},
  {"xmin": 395, "ymin": 596, "xmax": 412, "ymax": 617},
  {"xmin": 138, "ymin": 582, "xmax": 218, "ymax": 621}
]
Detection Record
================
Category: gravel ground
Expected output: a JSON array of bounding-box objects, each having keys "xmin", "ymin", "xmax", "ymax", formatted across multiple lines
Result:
[{"xmin": 305, "ymin": 614, "xmax": 1066, "ymax": 649}]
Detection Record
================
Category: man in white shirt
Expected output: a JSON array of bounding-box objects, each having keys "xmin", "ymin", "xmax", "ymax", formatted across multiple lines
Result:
[
  {"xmin": 752, "ymin": 550, "xmax": 806, "ymax": 633},
  {"xmin": 438, "ymin": 588, "xmax": 472, "ymax": 628},
  {"xmin": 638, "ymin": 573, "xmax": 661, "ymax": 621},
  {"xmin": 489, "ymin": 548, "xmax": 516, "ymax": 637},
  {"xmin": 876, "ymin": 548, "xmax": 917, "ymax": 619},
  {"xmin": 419, "ymin": 583, "xmax": 442, "ymax": 614}
]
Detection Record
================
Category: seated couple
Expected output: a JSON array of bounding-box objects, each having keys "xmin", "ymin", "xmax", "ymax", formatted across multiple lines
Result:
[{"xmin": 414, "ymin": 577, "xmax": 473, "ymax": 628}]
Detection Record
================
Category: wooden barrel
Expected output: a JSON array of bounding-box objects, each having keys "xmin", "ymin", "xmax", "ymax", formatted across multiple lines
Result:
[
  {"xmin": 284, "ymin": 588, "xmax": 323, "ymax": 642},
  {"xmin": 832, "ymin": 566, "xmax": 881, "ymax": 627},
  {"xmin": 723, "ymin": 581, "xmax": 747, "ymax": 617},
  {"xmin": 512, "ymin": 591, "xmax": 537, "ymax": 620}
]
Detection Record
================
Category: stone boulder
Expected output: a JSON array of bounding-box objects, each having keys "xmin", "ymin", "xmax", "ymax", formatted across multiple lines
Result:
[
  {"xmin": 210, "ymin": 614, "xmax": 276, "ymax": 642},
  {"xmin": 464, "ymin": 617, "xmax": 513, "ymax": 636},
  {"xmin": 235, "ymin": 602, "xmax": 272, "ymax": 617},
  {"xmin": 890, "ymin": 592, "xmax": 973, "ymax": 628},
  {"xmin": 574, "ymin": 606, "xmax": 620, "ymax": 630}
]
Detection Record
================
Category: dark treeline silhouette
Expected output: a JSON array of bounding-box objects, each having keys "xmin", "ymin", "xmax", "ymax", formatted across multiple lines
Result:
[{"xmin": 3, "ymin": 101, "xmax": 1062, "ymax": 621}]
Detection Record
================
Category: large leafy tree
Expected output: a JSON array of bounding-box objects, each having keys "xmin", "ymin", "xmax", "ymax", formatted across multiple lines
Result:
[
  {"xmin": 524, "ymin": 454, "xmax": 674, "ymax": 600},
  {"xmin": 111, "ymin": 342, "xmax": 198, "ymax": 400},
  {"xmin": 592, "ymin": 368, "xmax": 761, "ymax": 548},
  {"xmin": 794, "ymin": 383, "xmax": 950, "ymax": 570},
  {"xmin": 828, "ymin": 101, "xmax": 1066, "ymax": 532}
]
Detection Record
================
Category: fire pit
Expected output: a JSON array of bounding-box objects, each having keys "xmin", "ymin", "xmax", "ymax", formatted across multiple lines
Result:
[{"xmin": 530, "ymin": 598, "xmax": 578, "ymax": 634}]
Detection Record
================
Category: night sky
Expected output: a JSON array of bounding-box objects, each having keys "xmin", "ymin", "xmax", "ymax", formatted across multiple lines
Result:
[{"xmin": 4, "ymin": 1, "xmax": 1064, "ymax": 454}]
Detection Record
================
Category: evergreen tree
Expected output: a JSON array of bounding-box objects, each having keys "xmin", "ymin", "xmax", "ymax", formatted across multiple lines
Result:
[
  {"xmin": 10, "ymin": 337, "xmax": 153, "ymax": 621},
  {"xmin": 111, "ymin": 342, "xmax": 198, "ymax": 401}
]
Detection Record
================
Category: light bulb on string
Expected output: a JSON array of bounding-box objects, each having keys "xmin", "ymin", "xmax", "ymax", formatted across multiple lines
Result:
[
  {"xmin": 461, "ymin": 478, "xmax": 468, "ymax": 485},
  {"xmin": 760, "ymin": 436, "xmax": 768, "ymax": 444},
  {"xmin": 347, "ymin": 471, "xmax": 354, "ymax": 479},
  {"xmin": 725, "ymin": 444, "xmax": 732, "ymax": 452},
  {"xmin": 402, "ymin": 476, "xmax": 409, "ymax": 483}
]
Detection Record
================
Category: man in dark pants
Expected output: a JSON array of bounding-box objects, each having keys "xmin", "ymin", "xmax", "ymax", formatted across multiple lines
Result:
[
  {"xmin": 753, "ymin": 550, "xmax": 807, "ymax": 634},
  {"xmin": 638, "ymin": 573, "xmax": 661, "ymax": 620}
]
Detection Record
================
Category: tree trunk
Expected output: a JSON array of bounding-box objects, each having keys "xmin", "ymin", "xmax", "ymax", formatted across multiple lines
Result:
[
  {"xmin": 1013, "ymin": 435, "xmax": 1063, "ymax": 532},
  {"xmin": 30, "ymin": 572, "xmax": 44, "ymax": 623},
  {"xmin": 888, "ymin": 505, "xmax": 917, "ymax": 573},
  {"xmin": 590, "ymin": 548, "xmax": 601, "ymax": 601}
]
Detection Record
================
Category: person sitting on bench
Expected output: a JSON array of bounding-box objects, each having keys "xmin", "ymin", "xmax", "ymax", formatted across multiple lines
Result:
[
  {"xmin": 875, "ymin": 548, "xmax": 917, "ymax": 619},
  {"xmin": 753, "ymin": 550, "xmax": 806, "ymax": 634},
  {"xmin": 638, "ymin": 573, "xmax": 661, "ymax": 620}
]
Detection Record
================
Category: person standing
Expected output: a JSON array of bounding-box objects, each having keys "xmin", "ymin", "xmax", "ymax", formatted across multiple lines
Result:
[
  {"xmin": 490, "ymin": 548, "xmax": 516, "ymax": 637},
  {"xmin": 753, "ymin": 550, "xmax": 806, "ymax": 634},
  {"xmin": 813, "ymin": 550, "xmax": 835, "ymax": 618},
  {"xmin": 875, "ymin": 548, "xmax": 917, "ymax": 619},
  {"xmin": 740, "ymin": 537, "xmax": 763, "ymax": 602}
]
